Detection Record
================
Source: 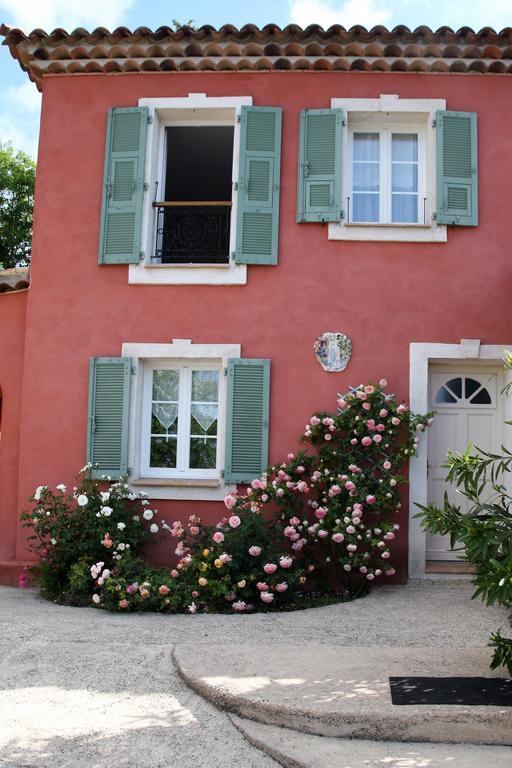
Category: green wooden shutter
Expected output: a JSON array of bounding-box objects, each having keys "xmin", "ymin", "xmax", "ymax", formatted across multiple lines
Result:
[
  {"xmin": 224, "ymin": 359, "xmax": 270, "ymax": 484},
  {"xmin": 87, "ymin": 357, "xmax": 131, "ymax": 478},
  {"xmin": 297, "ymin": 109, "xmax": 343, "ymax": 222},
  {"xmin": 99, "ymin": 107, "xmax": 148, "ymax": 264},
  {"xmin": 436, "ymin": 111, "xmax": 478, "ymax": 226},
  {"xmin": 235, "ymin": 107, "xmax": 281, "ymax": 265}
]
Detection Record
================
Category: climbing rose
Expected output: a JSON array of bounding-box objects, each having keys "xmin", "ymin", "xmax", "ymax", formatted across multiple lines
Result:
[
  {"xmin": 119, "ymin": 599, "xmax": 129, "ymax": 609},
  {"xmin": 77, "ymin": 494, "xmax": 88, "ymax": 507},
  {"xmin": 159, "ymin": 585, "xmax": 170, "ymax": 595},
  {"xmin": 260, "ymin": 592, "xmax": 274, "ymax": 603},
  {"xmin": 233, "ymin": 601, "xmax": 247, "ymax": 612},
  {"xmin": 224, "ymin": 495, "xmax": 237, "ymax": 510},
  {"xmin": 213, "ymin": 531, "xmax": 224, "ymax": 544},
  {"xmin": 229, "ymin": 515, "xmax": 241, "ymax": 528},
  {"xmin": 279, "ymin": 556, "xmax": 293, "ymax": 569},
  {"xmin": 263, "ymin": 563, "xmax": 277, "ymax": 574},
  {"xmin": 248, "ymin": 546, "xmax": 262, "ymax": 556}
]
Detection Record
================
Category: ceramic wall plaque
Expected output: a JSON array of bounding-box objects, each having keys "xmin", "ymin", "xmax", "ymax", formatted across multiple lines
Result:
[{"xmin": 314, "ymin": 332, "xmax": 352, "ymax": 372}]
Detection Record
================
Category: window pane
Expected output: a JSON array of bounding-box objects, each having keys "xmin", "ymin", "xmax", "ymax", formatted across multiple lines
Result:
[
  {"xmin": 470, "ymin": 388, "xmax": 491, "ymax": 405},
  {"xmin": 190, "ymin": 438, "xmax": 217, "ymax": 469},
  {"xmin": 392, "ymin": 134, "xmax": 418, "ymax": 162},
  {"xmin": 150, "ymin": 436, "xmax": 177, "ymax": 468},
  {"xmin": 446, "ymin": 378, "xmax": 463, "ymax": 399},
  {"xmin": 353, "ymin": 162, "xmax": 379, "ymax": 192},
  {"xmin": 435, "ymin": 387, "xmax": 457, "ymax": 404},
  {"xmin": 152, "ymin": 370, "xmax": 179, "ymax": 402},
  {"xmin": 392, "ymin": 163, "xmax": 418, "ymax": 193},
  {"xmin": 191, "ymin": 370, "xmax": 219, "ymax": 402},
  {"xmin": 353, "ymin": 193, "xmax": 379, "ymax": 222},
  {"xmin": 152, "ymin": 407, "xmax": 178, "ymax": 434},
  {"xmin": 353, "ymin": 133, "xmax": 379, "ymax": 161},
  {"xmin": 191, "ymin": 404, "xmax": 218, "ymax": 436},
  {"xmin": 392, "ymin": 194, "xmax": 418, "ymax": 223}
]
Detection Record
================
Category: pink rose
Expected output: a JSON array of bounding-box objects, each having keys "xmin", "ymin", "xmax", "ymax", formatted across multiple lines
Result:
[
  {"xmin": 359, "ymin": 566, "xmax": 368, "ymax": 574},
  {"xmin": 379, "ymin": 379, "xmax": 387, "ymax": 387},
  {"xmin": 379, "ymin": 409, "xmax": 388, "ymax": 417},
  {"xmin": 362, "ymin": 402, "xmax": 371, "ymax": 411},
  {"xmin": 233, "ymin": 601, "xmax": 246, "ymax": 612},
  {"xmin": 384, "ymin": 532, "xmax": 395, "ymax": 541},
  {"xmin": 170, "ymin": 570, "xmax": 179, "ymax": 578},
  {"xmin": 385, "ymin": 568, "xmax": 396, "ymax": 576},
  {"xmin": 373, "ymin": 434, "xmax": 382, "ymax": 443},
  {"xmin": 332, "ymin": 533, "xmax": 344, "ymax": 543},
  {"xmin": 256, "ymin": 582, "xmax": 269, "ymax": 591},
  {"xmin": 351, "ymin": 438, "xmax": 358, "ymax": 445},
  {"xmin": 276, "ymin": 582, "xmax": 288, "ymax": 593},
  {"xmin": 344, "ymin": 481, "xmax": 355, "ymax": 492},
  {"xmin": 366, "ymin": 573, "xmax": 375, "ymax": 581},
  {"xmin": 343, "ymin": 564, "xmax": 352, "ymax": 572},
  {"xmin": 119, "ymin": 599, "xmax": 129, "ymax": 609},
  {"xmin": 397, "ymin": 404, "xmax": 407, "ymax": 414},
  {"xmin": 263, "ymin": 563, "xmax": 277, "ymax": 574},
  {"xmin": 260, "ymin": 592, "xmax": 274, "ymax": 603},
  {"xmin": 337, "ymin": 398, "xmax": 348, "ymax": 410},
  {"xmin": 366, "ymin": 495, "xmax": 377, "ymax": 504},
  {"xmin": 229, "ymin": 515, "xmax": 241, "ymax": 528},
  {"xmin": 361, "ymin": 437, "xmax": 372, "ymax": 447},
  {"xmin": 318, "ymin": 529, "xmax": 328, "ymax": 538},
  {"xmin": 314, "ymin": 508, "xmax": 327, "ymax": 520},
  {"xmin": 297, "ymin": 481, "xmax": 308, "ymax": 493},
  {"xmin": 296, "ymin": 465, "xmax": 306, "ymax": 474},
  {"xmin": 383, "ymin": 461, "xmax": 392, "ymax": 470},
  {"xmin": 366, "ymin": 419, "xmax": 376, "ymax": 430},
  {"xmin": 279, "ymin": 556, "xmax": 293, "ymax": 569},
  {"xmin": 357, "ymin": 391, "xmax": 367, "ymax": 401},
  {"xmin": 324, "ymin": 434, "xmax": 332, "ymax": 441},
  {"xmin": 376, "ymin": 424, "xmax": 385, "ymax": 432},
  {"xmin": 391, "ymin": 417, "xmax": 400, "ymax": 426},
  {"xmin": 213, "ymin": 531, "xmax": 224, "ymax": 544},
  {"xmin": 276, "ymin": 488, "xmax": 285, "ymax": 497},
  {"xmin": 346, "ymin": 525, "xmax": 355, "ymax": 534},
  {"xmin": 364, "ymin": 385, "xmax": 375, "ymax": 394},
  {"xmin": 346, "ymin": 544, "xmax": 357, "ymax": 552},
  {"xmin": 249, "ymin": 545, "xmax": 262, "ymax": 557},
  {"xmin": 224, "ymin": 494, "xmax": 237, "ymax": 510},
  {"xmin": 381, "ymin": 551, "xmax": 391, "ymax": 559},
  {"xmin": 310, "ymin": 415, "xmax": 321, "ymax": 425},
  {"xmin": 284, "ymin": 526, "xmax": 297, "ymax": 538},
  {"xmin": 329, "ymin": 484, "xmax": 342, "ymax": 496},
  {"xmin": 159, "ymin": 585, "xmax": 170, "ymax": 595},
  {"xmin": 251, "ymin": 479, "xmax": 261, "ymax": 489},
  {"xmin": 290, "ymin": 516, "xmax": 301, "ymax": 526},
  {"xmin": 190, "ymin": 526, "xmax": 199, "ymax": 535},
  {"xmin": 292, "ymin": 540, "xmax": 304, "ymax": 551}
]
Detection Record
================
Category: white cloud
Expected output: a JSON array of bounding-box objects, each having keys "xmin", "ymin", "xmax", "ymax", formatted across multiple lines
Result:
[
  {"xmin": 0, "ymin": 0, "xmax": 134, "ymax": 32},
  {"xmin": 289, "ymin": 0, "xmax": 392, "ymax": 29},
  {"xmin": 0, "ymin": 81, "xmax": 41, "ymax": 157}
]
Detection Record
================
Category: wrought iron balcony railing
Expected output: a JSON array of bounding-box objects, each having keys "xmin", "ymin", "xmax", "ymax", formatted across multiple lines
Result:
[{"xmin": 153, "ymin": 202, "xmax": 231, "ymax": 264}]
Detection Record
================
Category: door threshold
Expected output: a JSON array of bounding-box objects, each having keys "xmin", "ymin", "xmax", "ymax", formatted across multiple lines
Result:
[{"xmin": 425, "ymin": 561, "xmax": 476, "ymax": 574}]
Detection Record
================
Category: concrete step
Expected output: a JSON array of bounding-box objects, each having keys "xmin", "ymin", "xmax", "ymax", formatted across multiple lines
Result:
[
  {"xmin": 231, "ymin": 715, "xmax": 512, "ymax": 768},
  {"xmin": 173, "ymin": 644, "xmax": 512, "ymax": 746}
]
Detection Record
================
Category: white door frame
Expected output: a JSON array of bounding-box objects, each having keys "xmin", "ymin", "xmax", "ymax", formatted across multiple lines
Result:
[{"xmin": 408, "ymin": 340, "xmax": 512, "ymax": 578}]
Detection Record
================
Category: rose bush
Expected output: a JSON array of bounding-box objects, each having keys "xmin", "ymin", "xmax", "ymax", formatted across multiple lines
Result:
[{"xmin": 22, "ymin": 382, "xmax": 431, "ymax": 612}]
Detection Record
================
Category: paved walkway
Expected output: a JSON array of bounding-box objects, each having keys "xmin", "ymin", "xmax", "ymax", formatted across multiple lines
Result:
[{"xmin": 0, "ymin": 581, "xmax": 509, "ymax": 767}]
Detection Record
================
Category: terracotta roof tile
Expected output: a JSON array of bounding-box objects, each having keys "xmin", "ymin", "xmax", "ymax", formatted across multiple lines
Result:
[
  {"xmin": 0, "ymin": 267, "xmax": 30, "ymax": 293},
  {"xmin": 2, "ymin": 23, "xmax": 512, "ymax": 89}
]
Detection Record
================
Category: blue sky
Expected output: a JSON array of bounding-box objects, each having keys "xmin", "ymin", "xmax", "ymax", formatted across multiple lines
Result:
[{"xmin": 1, "ymin": 0, "xmax": 511, "ymax": 158}]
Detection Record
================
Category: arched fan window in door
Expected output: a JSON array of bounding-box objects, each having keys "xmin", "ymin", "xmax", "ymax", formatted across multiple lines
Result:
[{"xmin": 434, "ymin": 376, "xmax": 493, "ymax": 406}]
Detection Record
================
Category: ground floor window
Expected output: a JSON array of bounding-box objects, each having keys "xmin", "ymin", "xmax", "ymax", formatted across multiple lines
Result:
[{"xmin": 141, "ymin": 362, "xmax": 220, "ymax": 478}]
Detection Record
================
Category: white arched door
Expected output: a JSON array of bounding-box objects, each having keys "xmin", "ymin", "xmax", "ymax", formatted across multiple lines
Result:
[{"xmin": 426, "ymin": 367, "xmax": 504, "ymax": 562}]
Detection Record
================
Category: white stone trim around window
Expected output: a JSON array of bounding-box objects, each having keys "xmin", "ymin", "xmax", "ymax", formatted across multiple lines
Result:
[
  {"xmin": 408, "ymin": 341, "xmax": 512, "ymax": 579},
  {"xmin": 329, "ymin": 94, "xmax": 447, "ymax": 243},
  {"xmin": 129, "ymin": 94, "xmax": 252, "ymax": 286},
  {"xmin": 122, "ymin": 339, "xmax": 241, "ymax": 500}
]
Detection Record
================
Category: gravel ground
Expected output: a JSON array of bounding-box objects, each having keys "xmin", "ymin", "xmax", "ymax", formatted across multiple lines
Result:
[{"xmin": 0, "ymin": 581, "xmax": 508, "ymax": 768}]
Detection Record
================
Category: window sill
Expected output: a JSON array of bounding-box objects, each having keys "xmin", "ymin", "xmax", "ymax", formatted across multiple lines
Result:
[
  {"xmin": 328, "ymin": 221, "xmax": 447, "ymax": 243},
  {"xmin": 131, "ymin": 477, "xmax": 220, "ymax": 488},
  {"xmin": 128, "ymin": 261, "xmax": 247, "ymax": 285}
]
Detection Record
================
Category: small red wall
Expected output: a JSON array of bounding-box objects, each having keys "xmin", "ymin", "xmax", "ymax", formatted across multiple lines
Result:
[
  {"xmin": 6, "ymin": 70, "xmax": 512, "ymax": 578},
  {"xmin": 0, "ymin": 290, "xmax": 27, "ymax": 563}
]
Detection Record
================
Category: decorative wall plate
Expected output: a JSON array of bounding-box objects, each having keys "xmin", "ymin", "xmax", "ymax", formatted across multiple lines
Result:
[{"xmin": 314, "ymin": 332, "xmax": 352, "ymax": 372}]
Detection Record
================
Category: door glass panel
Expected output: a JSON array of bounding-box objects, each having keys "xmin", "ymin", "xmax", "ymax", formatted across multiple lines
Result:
[
  {"xmin": 190, "ymin": 370, "xmax": 218, "ymax": 469},
  {"xmin": 435, "ymin": 386, "xmax": 457, "ymax": 404},
  {"xmin": 470, "ymin": 388, "xmax": 492, "ymax": 405},
  {"xmin": 445, "ymin": 378, "xmax": 462, "ymax": 399},
  {"xmin": 464, "ymin": 377, "xmax": 481, "ymax": 399}
]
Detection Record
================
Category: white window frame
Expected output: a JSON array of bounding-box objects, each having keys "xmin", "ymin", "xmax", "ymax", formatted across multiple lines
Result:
[
  {"xmin": 122, "ymin": 339, "xmax": 240, "ymax": 500},
  {"xmin": 130, "ymin": 94, "xmax": 252, "ymax": 286},
  {"xmin": 329, "ymin": 94, "xmax": 448, "ymax": 243},
  {"xmin": 347, "ymin": 125, "xmax": 426, "ymax": 225},
  {"xmin": 141, "ymin": 361, "xmax": 221, "ymax": 480}
]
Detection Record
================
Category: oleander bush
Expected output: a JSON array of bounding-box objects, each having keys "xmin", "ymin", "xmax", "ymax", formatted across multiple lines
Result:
[{"xmin": 22, "ymin": 380, "xmax": 431, "ymax": 613}]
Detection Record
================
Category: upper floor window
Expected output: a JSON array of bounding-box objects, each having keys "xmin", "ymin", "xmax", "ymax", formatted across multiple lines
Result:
[{"xmin": 349, "ymin": 128, "xmax": 425, "ymax": 225}]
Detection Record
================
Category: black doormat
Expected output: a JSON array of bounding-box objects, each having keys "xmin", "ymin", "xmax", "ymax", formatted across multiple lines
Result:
[{"xmin": 389, "ymin": 677, "xmax": 512, "ymax": 706}]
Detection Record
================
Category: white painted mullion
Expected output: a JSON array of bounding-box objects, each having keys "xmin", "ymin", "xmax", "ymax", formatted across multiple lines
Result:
[
  {"xmin": 140, "ymin": 364, "xmax": 153, "ymax": 475},
  {"xmin": 176, "ymin": 366, "xmax": 191, "ymax": 473},
  {"xmin": 380, "ymin": 130, "xmax": 390, "ymax": 224}
]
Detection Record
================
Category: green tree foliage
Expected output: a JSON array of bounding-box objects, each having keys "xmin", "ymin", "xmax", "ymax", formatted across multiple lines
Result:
[{"xmin": 0, "ymin": 142, "xmax": 35, "ymax": 270}]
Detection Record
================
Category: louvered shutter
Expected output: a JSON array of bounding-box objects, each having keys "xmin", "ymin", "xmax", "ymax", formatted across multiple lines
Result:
[
  {"xmin": 297, "ymin": 109, "xmax": 343, "ymax": 222},
  {"xmin": 224, "ymin": 359, "xmax": 270, "ymax": 484},
  {"xmin": 87, "ymin": 357, "xmax": 131, "ymax": 479},
  {"xmin": 235, "ymin": 107, "xmax": 282, "ymax": 265},
  {"xmin": 436, "ymin": 111, "xmax": 478, "ymax": 226},
  {"xmin": 99, "ymin": 107, "xmax": 148, "ymax": 263}
]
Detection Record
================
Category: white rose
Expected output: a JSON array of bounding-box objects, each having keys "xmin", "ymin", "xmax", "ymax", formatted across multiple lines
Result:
[
  {"xmin": 77, "ymin": 495, "xmax": 88, "ymax": 507},
  {"xmin": 117, "ymin": 522, "xmax": 126, "ymax": 530},
  {"xmin": 56, "ymin": 484, "xmax": 67, "ymax": 492},
  {"xmin": 150, "ymin": 523, "xmax": 159, "ymax": 534},
  {"xmin": 100, "ymin": 492, "xmax": 110, "ymax": 503},
  {"xmin": 34, "ymin": 485, "xmax": 46, "ymax": 501},
  {"xmin": 118, "ymin": 543, "xmax": 126, "ymax": 551},
  {"xmin": 102, "ymin": 569, "xmax": 111, "ymax": 579},
  {"xmin": 50, "ymin": 538, "xmax": 57, "ymax": 545},
  {"xmin": 132, "ymin": 515, "xmax": 139, "ymax": 522},
  {"xmin": 143, "ymin": 510, "xmax": 154, "ymax": 521},
  {"xmin": 92, "ymin": 594, "xmax": 100, "ymax": 604},
  {"xmin": 101, "ymin": 506, "xmax": 113, "ymax": 517},
  {"xmin": 141, "ymin": 499, "xmax": 150, "ymax": 505}
]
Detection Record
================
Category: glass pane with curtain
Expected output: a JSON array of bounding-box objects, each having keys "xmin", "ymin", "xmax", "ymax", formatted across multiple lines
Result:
[
  {"xmin": 391, "ymin": 134, "xmax": 418, "ymax": 223},
  {"xmin": 150, "ymin": 369, "xmax": 179, "ymax": 468},
  {"xmin": 352, "ymin": 133, "xmax": 379, "ymax": 222},
  {"xmin": 190, "ymin": 370, "xmax": 219, "ymax": 469}
]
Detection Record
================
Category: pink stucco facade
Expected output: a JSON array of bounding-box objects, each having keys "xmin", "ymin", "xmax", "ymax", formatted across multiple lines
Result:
[{"xmin": 1, "ymin": 65, "xmax": 510, "ymax": 583}]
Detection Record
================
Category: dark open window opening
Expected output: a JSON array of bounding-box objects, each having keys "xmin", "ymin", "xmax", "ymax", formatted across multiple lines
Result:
[{"xmin": 154, "ymin": 126, "xmax": 234, "ymax": 264}]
